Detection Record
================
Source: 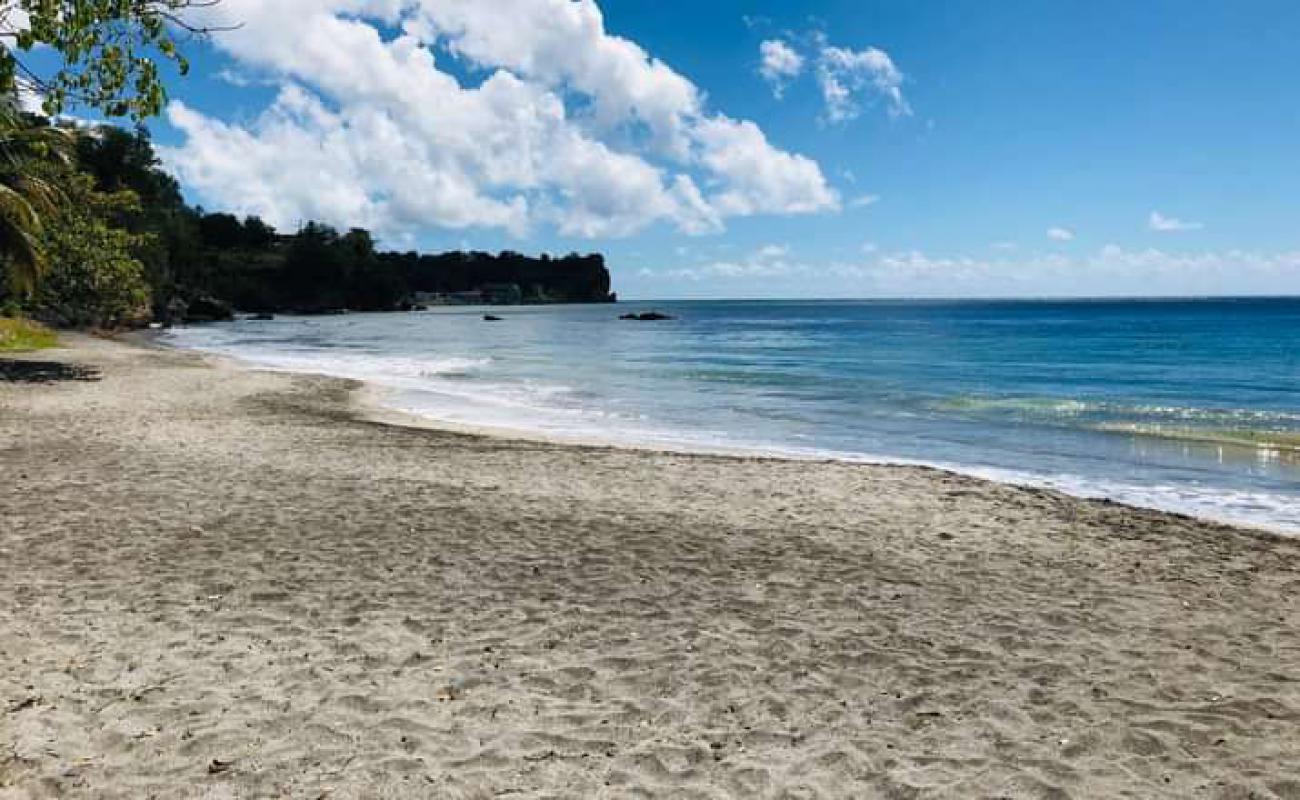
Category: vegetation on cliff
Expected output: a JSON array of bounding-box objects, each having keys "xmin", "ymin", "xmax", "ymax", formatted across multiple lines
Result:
[{"xmin": 1, "ymin": 119, "xmax": 614, "ymax": 327}]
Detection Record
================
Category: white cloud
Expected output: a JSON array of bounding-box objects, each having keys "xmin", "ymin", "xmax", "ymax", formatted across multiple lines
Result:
[
  {"xmin": 163, "ymin": 0, "xmax": 836, "ymax": 241},
  {"xmin": 816, "ymin": 43, "xmax": 910, "ymax": 122},
  {"xmin": 1047, "ymin": 226, "xmax": 1076, "ymax": 242},
  {"xmin": 753, "ymin": 33, "xmax": 909, "ymax": 124},
  {"xmin": 850, "ymin": 193, "xmax": 880, "ymax": 208},
  {"xmin": 212, "ymin": 68, "xmax": 278, "ymax": 88},
  {"xmin": 758, "ymin": 39, "xmax": 804, "ymax": 97},
  {"xmin": 16, "ymin": 84, "xmax": 45, "ymax": 115},
  {"xmin": 631, "ymin": 245, "xmax": 1300, "ymax": 298},
  {"xmin": 692, "ymin": 115, "xmax": 839, "ymax": 217},
  {"xmin": 1149, "ymin": 210, "xmax": 1204, "ymax": 232},
  {"xmin": 654, "ymin": 243, "xmax": 805, "ymax": 282}
]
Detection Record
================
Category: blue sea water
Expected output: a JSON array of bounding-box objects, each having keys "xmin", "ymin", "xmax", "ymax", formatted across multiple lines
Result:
[{"xmin": 165, "ymin": 298, "xmax": 1300, "ymax": 533}]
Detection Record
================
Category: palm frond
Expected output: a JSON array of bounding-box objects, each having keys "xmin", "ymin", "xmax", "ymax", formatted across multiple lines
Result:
[
  {"xmin": 10, "ymin": 174, "xmax": 63, "ymax": 216},
  {"xmin": 0, "ymin": 183, "xmax": 46, "ymax": 294}
]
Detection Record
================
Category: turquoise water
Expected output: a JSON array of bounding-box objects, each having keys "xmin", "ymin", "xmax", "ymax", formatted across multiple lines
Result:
[{"xmin": 166, "ymin": 298, "xmax": 1300, "ymax": 532}]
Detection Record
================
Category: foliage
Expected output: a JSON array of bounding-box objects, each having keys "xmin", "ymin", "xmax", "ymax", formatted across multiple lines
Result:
[
  {"xmin": 0, "ymin": 314, "xmax": 56, "ymax": 349},
  {"xmin": 29, "ymin": 170, "xmax": 150, "ymax": 327},
  {"xmin": 0, "ymin": 101, "xmax": 71, "ymax": 295},
  {"xmin": 70, "ymin": 123, "xmax": 202, "ymax": 307},
  {"xmin": 1, "ymin": 0, "xmax": 227, "ymax": 120},
  {"xmin": 75, "ymin": 123, "xmax": 181, "ymax": 208},
  {"xmin": 0, "ymin": 0, "xmax": 217, "ymax": 314}
]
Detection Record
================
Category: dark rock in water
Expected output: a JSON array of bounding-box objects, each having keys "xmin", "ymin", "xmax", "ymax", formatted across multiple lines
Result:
[
  {"xmin": 184, "ymin": 295, "xmax": 235, "ymax": 323},
  {"xmin": 160, "ymin": 297, "xmax": 188, "ymax": 328},
  {"xmin": 620, "ymin": 311, "xmax": 675, "ymax": 321},
  {"xmin": 483, "ymin": 314, "xmax": 503, "ymax": 322},
  {"xmin": 247, "ymin": 313, "xmax": 275, "ymax": 321}
]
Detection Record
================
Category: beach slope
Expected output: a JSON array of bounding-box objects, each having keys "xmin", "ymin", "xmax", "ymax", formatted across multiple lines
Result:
[{"xmin": 1, "ymin": 335, "xmax": 1297, "ymax": 798}]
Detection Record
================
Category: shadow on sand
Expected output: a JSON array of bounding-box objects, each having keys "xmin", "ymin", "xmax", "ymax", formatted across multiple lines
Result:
[{"xmin": 0, "ymin": 359, "xmax": 101, "ymax": 384}]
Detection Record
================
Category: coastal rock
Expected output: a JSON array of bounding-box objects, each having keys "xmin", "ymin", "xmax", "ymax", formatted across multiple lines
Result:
[
  {"xmin": 619, "ymin": 311, "xmax": 675, "ymax": 321},
  {"xmin": 183, "ymin": 295, "xmax": 235, "ymax": 324},
  {"xmin": 483, "ymin": 315, "xmax": 503, "ymax": 322},
  {"xmin": 160, "ymin": 297, "xmax": 188, "ymax": 328}
]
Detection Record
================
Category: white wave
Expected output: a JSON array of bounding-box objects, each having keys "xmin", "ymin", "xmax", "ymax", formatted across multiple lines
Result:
[{"xmin": 163, "ymin": 326, "xmax": 1299, "ymax": 536}]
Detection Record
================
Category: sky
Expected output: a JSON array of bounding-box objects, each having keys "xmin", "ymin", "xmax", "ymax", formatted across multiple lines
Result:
[{"xmin": 120, "ymin": 1, "xmax": 1300, "ymax": 298}]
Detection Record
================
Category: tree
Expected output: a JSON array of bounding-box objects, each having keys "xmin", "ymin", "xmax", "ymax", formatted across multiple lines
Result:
[
  {"xmin": 71, "ymin": 122, "xmax": 193, "ymax": 307},
  {"xmin": 340, "ymin": 227, "xmax": 375, "ymax": 260},
  {"xmin": 1, "ymin": 1, "xmax": 230, "ymax": 121},
  {"xmin": 0, "ymin": 101, "xmax": 70, "ymax": 296},
  {"xmin": 30, "ymin": 169, "xmax": 150, "ymax": 327},
  {"xmin": 241, "ymin": 215, "xmax": 274, "ymax": 249},
  {"xmin": 198, "ymin": 211, "xmax": 242, "ymax": 248},
  {"xmin": 75, "ymin": 124, "xmax": 182, "ymax": 208},
  {"xmin": 0, "ymin": 2, "xmax": 221, "ymax": 306}
]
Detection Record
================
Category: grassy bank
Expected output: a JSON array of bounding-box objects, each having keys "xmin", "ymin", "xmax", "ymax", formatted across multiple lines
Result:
[{"xmin": 0, "ymin": 317, "xmax": 58, "ymax": 351}]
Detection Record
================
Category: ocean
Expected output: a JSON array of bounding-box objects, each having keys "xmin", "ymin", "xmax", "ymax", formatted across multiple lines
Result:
[{"xmin": 164, "ymin": 298, "xmax": 1300, "ymax": 533}]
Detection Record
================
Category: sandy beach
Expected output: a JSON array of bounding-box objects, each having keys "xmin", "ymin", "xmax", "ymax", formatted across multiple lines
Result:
[{"xmin": 1, "ymin": 334, "xmax": 1298, "ymax": 799}]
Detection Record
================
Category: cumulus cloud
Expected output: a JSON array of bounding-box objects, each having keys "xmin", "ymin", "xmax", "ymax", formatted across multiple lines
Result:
[
  {"xmin": 692, "ymin": 116, "xmax": 838, "ymax": 216},
  {"xmin": 754, "ymin": 33, "xmax": 909, "ymax": 123},
  {"xmin": 162, "ymin": 0, "xmax": 836, "ymax": 241},
  {"xmin": 816, "ymin": 44, "xmax": 910, "ymax": 122},
  {"xmin": 1047, "ymin": 226, "xmax": 1076, "ymax": 242},
  {"xmin": 758, "ymin": 39, "xmax": 804, "ymax": 97},
  {"xmin": 1149, "ymin": 211, "xmax": 1204, "ymax": 232},
  {"xmin": 850, "ymin": 193, "xmax": 880, "ymax": 208}
]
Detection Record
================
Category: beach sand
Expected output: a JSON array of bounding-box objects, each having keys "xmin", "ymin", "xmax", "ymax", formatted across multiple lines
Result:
[{"xmin": 2, "ymin": 334, "xmax": 1298, "ymax": 799}]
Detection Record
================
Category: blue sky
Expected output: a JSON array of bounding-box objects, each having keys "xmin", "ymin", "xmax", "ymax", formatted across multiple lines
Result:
[{"xmin": 131, "ymin": 0, "xmax": 1300, "ymax": 298}]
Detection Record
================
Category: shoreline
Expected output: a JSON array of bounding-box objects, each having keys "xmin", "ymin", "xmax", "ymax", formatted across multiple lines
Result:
[
  {"xmin": 357, "ymin": 383, "xmax": 1290, "ymax": 542},
  {"xmin": 156, "ymin": 331, "xmax": 1298, "ymax": 538},
  {"xmin": 3, "ymin": 334, "xmax": 1298, "ymax": 797}
]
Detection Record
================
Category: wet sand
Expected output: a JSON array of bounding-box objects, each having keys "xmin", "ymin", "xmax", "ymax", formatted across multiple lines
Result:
[{"xmin": 1, "ymin": 334, "xmax": 1298, "ymax": 798}]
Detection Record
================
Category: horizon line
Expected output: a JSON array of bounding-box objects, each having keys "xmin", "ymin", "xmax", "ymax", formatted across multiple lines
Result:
[{"xmin": 617, "ymin": 294, "xmax": 1300, "ymax": 304}]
